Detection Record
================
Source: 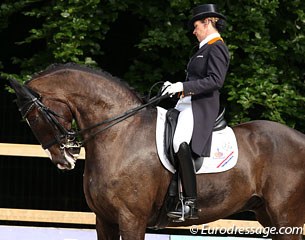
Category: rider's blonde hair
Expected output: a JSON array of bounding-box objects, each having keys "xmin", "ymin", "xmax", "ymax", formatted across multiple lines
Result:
[{"xmin": 201, "ymin": 17, "xmax": 225, "ymax": 32}]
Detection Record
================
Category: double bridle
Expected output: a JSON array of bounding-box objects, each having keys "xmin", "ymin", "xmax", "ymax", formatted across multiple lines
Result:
[
  {"xmin": 20, "ymin": 93, "xmax": 81, "ymax": 151},
  {"xmin": 19, "ymin": 83, "xmax": 167, "ymax": 153}
]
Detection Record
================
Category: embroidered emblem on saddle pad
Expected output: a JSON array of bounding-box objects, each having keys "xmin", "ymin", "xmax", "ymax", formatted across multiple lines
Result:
[{"xmin": 156, "ymin": 107, "xmax": 238, "ymax": 174}]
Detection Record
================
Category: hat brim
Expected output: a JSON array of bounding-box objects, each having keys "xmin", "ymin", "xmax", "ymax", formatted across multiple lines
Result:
[{"xmin": 188, "ymin": 12, "xmax": 226, "ymax": 30}]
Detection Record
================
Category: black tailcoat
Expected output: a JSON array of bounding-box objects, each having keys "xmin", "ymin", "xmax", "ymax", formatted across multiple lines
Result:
[{"xmin": 183, "ymin": 38, "xmax": 229, "ymax": 156}]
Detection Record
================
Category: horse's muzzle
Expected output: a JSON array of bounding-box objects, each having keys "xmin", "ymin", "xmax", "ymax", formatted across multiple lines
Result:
[{"xmin": 54, "ymin": 149, "xmax": 76, "ymax": 170}]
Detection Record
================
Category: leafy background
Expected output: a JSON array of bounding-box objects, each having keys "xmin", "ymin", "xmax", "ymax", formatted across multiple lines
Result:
[{"xmin": 1, "ymin": 0, "xmax": 305, "ymax": 130}]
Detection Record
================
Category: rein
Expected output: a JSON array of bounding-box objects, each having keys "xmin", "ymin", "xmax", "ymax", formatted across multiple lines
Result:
[
  {"xmin": 77, "ymin": 93, "xmax": 168, "ymax": 145},
  {"xmin": 21, "ymin": 81, "xmax": 169, "ymax": 149}
]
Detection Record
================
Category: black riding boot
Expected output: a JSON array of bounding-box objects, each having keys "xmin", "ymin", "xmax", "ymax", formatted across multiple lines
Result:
[{"xmin": 168, "ymin": 142, "xmax": 198, "ymax": 219}]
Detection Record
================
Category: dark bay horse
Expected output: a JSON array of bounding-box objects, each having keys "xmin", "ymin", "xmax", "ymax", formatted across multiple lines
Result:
[{"xmin": 10, "ymin": 63, "xmax": 305, "ymax": 240}]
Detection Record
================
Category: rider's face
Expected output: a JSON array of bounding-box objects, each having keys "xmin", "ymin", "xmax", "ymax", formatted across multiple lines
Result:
[{"xmin": 193, "ymin": 19, "xmax": 210, "ymax": 42}]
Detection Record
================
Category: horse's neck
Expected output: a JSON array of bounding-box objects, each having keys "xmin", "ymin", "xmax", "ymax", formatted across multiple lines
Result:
[
  {"xmin": 83, "ymin": 108, "xmax": 157, "ymax": 178},
  {"xmin": 69, "ymin": 76, "xmax": 142, "ymax": 129},
  {"xmin": 31, "ymin": 70, "xmax": 143, "ymax": 138}
]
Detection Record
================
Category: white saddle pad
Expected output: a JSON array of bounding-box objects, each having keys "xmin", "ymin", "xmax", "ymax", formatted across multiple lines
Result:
[{"xmin": 156, "ymin": 107, "xmax": 238, "ymax": 174}]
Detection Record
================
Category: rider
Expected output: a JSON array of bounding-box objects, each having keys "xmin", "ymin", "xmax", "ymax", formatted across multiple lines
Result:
[{"xmin": 162, "ymin": 4, "xmax": 230, "ymax": 219}]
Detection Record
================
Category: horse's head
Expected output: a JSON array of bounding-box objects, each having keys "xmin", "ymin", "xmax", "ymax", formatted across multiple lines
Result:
[{"xmin": 9, "ymin": 79, "xmax": 81, "ymax": 170}]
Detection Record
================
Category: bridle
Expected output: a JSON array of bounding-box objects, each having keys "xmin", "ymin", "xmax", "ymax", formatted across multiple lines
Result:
[
  {"xmin": 18, "ymin": 83, "xmax": 168, "ymax": 154},
  {"xmin": 19, "ymin": 88, "xmax": 81, "ymax": 151}
]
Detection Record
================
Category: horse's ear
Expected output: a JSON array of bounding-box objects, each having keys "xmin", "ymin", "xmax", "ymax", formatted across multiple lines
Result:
[
  {"xmin": 9, "ymin": 78, "xmax": 40, "ymax": 115},
  {"xmin": 9, "ymin": 78, "xmax": 26, "ymax": 96}
]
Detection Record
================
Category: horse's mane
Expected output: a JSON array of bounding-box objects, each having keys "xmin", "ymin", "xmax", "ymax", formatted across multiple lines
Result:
[{"xmin": 27, "ymin": 63, "xmax": 144, "ymax": 102}]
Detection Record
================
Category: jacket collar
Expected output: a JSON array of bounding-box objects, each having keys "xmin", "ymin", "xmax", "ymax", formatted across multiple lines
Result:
[{"xmin": 199, "ymin": 32, "xmax": 220, "ymax": 48}]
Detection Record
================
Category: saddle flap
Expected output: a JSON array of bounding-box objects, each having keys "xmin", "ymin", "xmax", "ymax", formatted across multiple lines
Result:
[{"xmin": 164, "ymin": 108, "xmax": 180, "ymax": 166}]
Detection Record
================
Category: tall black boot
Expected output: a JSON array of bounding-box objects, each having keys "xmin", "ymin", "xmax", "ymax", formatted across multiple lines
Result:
[{"xmin": 168, "ymin": 142, "xmax": 198, "ymax": 219}]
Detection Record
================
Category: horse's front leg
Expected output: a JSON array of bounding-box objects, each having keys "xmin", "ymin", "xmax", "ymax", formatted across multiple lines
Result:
[
  {"xmin": 96, "ymin": 216, "xmax": 120, "ymax": 240},
  {"xmin": 118, "ymin": 211, "xmax": 148, "ymax": 240}
]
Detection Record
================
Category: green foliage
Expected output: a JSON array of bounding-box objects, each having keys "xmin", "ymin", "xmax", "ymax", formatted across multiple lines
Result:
[
  {"xmin": 23, "ymin": 0, "xmax": 104, "ymax": 65},
  {"xmin": 1, "ymin": 0, "xmax": 119, "ymax": 77},
  {"xmin": 125, "ymin": 1, "xmax": 191, "ymax": 92},
  {"xmin": 0, "ymin": 0, "xmax": 39, "ymax": 29},
  {"xmin": 1, "ymin": 0, "xmax": 305, "ymax": 131},
  {"xmin": 223, "ymin": 0, "xmax": 305, "ymax": 129}
]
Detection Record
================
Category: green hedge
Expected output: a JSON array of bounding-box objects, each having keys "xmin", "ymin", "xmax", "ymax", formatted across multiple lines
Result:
[{"xmin": 1, "ymin": 0, "xmax": 305, "ymax": 129}]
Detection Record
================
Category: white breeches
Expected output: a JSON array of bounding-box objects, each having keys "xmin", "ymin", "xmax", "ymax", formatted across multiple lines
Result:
[{"xmin": 173, "ymin": 96, "xmax": 194, "ymax": 153}]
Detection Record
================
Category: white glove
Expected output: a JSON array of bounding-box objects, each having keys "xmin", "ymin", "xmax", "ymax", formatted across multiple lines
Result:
[
  {"xmin": 162, "ymin": 82, "xmax": 183, "ymax": 96},
  {"xmin": 161, "ymin": 81, "xmax": 172, "ymax": 92}
]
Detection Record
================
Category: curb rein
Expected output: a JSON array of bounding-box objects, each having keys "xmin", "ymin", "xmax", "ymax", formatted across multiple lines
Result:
[{"xmin": 20, "ymin": 82, "xmax": 168, "ymax": 153}]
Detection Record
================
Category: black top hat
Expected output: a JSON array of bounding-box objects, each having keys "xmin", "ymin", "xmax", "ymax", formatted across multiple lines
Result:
[{"xmin": 188, "ymin": 4, "xmax": 226, "ymax": 30}]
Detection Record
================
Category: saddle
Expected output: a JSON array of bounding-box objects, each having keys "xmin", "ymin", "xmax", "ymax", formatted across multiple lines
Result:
[{"xmin": 164, "ymin": 108, "xmax": 227, "ymax": 170}]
